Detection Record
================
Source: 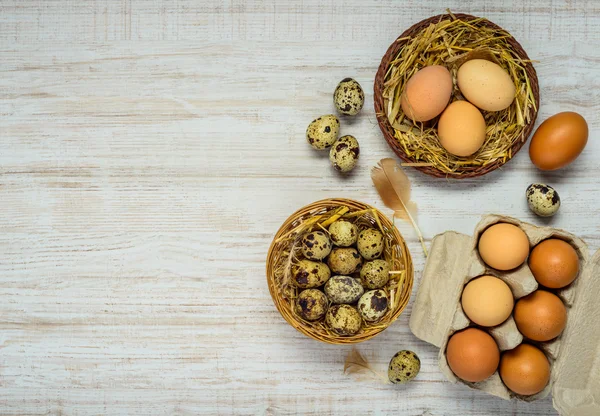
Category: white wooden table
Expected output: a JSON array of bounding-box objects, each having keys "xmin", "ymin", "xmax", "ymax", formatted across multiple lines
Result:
[{"xmin": 1, "ymin": 1, "xmax": 598, "ymax": 414}]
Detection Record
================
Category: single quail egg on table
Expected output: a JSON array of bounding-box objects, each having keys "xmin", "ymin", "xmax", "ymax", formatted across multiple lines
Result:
[
  {"xmin": 357, "ymin": 289, "xmax": 389, "ymax": 322},
  {"xmin": 333, "ymin": 78, "xmax": 365, "ymax": 116},
  {"xmin": 388, "ymin": 350, "xmax": 421, "ymax": 384},
  {"xmin": 295, "ymin": 289, "xmax": 329, "ymax": 321},
  {"xmin": 526, "ymin": 183, "xmax": 561, "ymax": 217},
  {"xmin": 325, "ymin": 304, "xmax": 362, "ymax": 336},
  {"xmin": 301, "ymin": 231, "xmax": 332, "ymax": 261},
  {"xmin": 357, "ymin": 228, "xmax": 385, "ymax": 260},
  {"xmin": 360, "ymin": 259, "xmax": 391, "ymax": 289},
  {"xmin": 328, "ymin": 247, "xmax": 363, "ymax": 275},
  {"xmin": 328, "ymin": 220, "xmax": 358, "ymax": 247},
  {"xmin": 292, "ymin": 259, "xmax": 331, "ymax": 288},
  {"xmin": 329, "ymin": 135, "xmax": 360, "ymax": 173},
  {"xmin": 306, "ymin": 114, "xmax": 340, "ymax": 150},
  {"xmin": 324, "ymin": 275, "xmax": 364, "ymax": 304}
]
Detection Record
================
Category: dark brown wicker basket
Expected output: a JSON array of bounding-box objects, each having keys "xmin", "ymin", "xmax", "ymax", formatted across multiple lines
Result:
[{"xmin": 374, "ymin": 13, "xmax": 540, "ymax": 179}]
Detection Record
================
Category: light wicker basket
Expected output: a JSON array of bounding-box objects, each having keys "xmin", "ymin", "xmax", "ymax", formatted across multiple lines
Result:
[{"xmin": 266, "ymin": 198, "xmax": 413, "ymax": 344}]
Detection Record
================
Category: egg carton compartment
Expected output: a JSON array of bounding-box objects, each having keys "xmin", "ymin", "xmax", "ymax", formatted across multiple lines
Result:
[{"xmin": 409, "ymin": 214, "xmax": 599, "ymax": 413}]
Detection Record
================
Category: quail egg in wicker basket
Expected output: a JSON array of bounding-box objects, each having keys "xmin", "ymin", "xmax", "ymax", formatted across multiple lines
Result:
[
  {"xmin": 326, "ymin": 304, "xmax": 362, "ymax": 336},
  {"xmin": 301, "ymin": 230, "xmax": 332, "ymax": 261},
  {"xmin": 357, "ymin": 228, "xmax": 385, "ymax": 260},
  {"xmin": 296, "ymin": 289, "xmax": 329, "ymax": 321},
  {"xmin": 358, "ymin": 289, "xmax": 389, "ymax": 322},
  {"xmin": 328, "ymin": 247, "xmax": 363, "ymax": 275},
  {"xmin": 292, "ymin": 259, "xmax": 331, "ymax": 289},
  {"xmin": 324, "ymin": 275, "xmax": 364, "ymax": 304},
  {"xmin": 329, "ymin": 220, "xmax": 358, "ymax": 247},
  {"xmin": 360, "ymin": 259, "xmax": 391, "ymax": 289}
]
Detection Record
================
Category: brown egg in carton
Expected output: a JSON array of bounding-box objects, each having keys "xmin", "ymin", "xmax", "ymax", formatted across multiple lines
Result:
[{"xmin": 409, "ymin": 214, "xmax": 600, "ymax": 415}]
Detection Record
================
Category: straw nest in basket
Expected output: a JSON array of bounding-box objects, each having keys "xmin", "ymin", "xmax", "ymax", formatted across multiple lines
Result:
[
  {"xmin": 374, "ymin": 12, "xmax": 540, "ymax": 178},
  {"xmin": 266, "ymin": 199, "xmax": 413, "ymax": 344}
]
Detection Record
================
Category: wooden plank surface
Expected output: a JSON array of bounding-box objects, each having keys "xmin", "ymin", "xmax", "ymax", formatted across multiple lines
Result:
[{"xmin": 1, "ymin": 1, "xmax": 598, "ymax": 414}]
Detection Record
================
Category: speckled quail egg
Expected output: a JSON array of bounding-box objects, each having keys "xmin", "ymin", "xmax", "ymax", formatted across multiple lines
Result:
[
  {"xmin": 292, "ymin": 259, "xmax": 331, "ymax": 289},
  {"xmin": 357, "ymin": 228, "xmax": 385, "ymax": 260},
  {"xmin": 333, "ymin": 78, "xmax": 365, "ymax": 116},
  {"xmin": 295, "ymin": 289, "xmax": 329, "ymax": 321},
  {"xmin": 526, "ymin": 183, "xmax": 561, "ymax": 217},
  {"xmin": 327, "ymin": 247, "xmax": 363, "ymax": 275},
  {"xmin": 301, "ymin": 231, "xmax": 332, "ymax": 261},
  {"xmin": 325, "ymin": 304, "xmax": 362, "ymax": 336},
  {"xmin": 328, "ymin": 220, "xmax": 358, "ymax": 247},
  {"xmin": 329, "ymin": 135, "xmax": 360, "ymax": 173},
  {"xmin": 388, "ymin": 350, "xmax": 421, "ymax": 384},
  {"xmin": 306, "ymin": 114, "xmax": 340, "ymax": 150},
  {"xmin": 357, "ymin": 289, "xmax": 389, "ymax": 322},
  {"xmin": 324, "ymin": 275, "xmax": 364, "ymax": 304},
  {"xmin": 360, "ymin": 259, "xmax": 391, "ymax": 289}
]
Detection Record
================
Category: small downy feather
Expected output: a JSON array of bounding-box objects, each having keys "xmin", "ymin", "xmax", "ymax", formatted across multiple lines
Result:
[
  {"xmin": 343, "ymin": 348, "xmax": 388, "ymax": 383},
  {"xmin": 371, "ymin": 158, "xmax": 428, "ymax": 256}
]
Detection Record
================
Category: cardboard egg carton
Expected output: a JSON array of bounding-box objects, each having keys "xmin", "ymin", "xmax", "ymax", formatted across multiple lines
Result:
[{"xmin": 409, "ymin": 214, "xmax": 600, "ymax": 415}]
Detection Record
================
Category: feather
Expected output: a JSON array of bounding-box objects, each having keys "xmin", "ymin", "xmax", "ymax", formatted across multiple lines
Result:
[
  {"xmin": 371, "ymin": 159, "xmax": 428, "ymax": 256},
  {"xmin": 343, "ymin": 348, "xmax": 388, "ymax": 383},
  {"xmin": 281, "ymin": 243, "xmax": 298, "ymax": 289}
]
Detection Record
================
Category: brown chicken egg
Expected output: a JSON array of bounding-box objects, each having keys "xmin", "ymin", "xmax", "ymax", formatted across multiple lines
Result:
[
  {"xmin": 514, "ymin": 290, "xmax": 567, "ymax": 342},
  {"xmin": 446, "ymin": 328, "xmax": 500, "ymax": 383},
  {"xmin": 529, "ymin": 112, "xmax": 588, "ymax": 170},
  {"xmin": 529, "ymin": 239, "xmax": 579, "ymax": 289},
  {"xmin": 401, "ymin": 65, "xmax": 453, "ymax": 122},
  {"xmin": 478, "ymin": 223, "xmax": 530, "ymax": 271},
  {"xmin": 500, "ymin": 344, "xmax": 550, "ymax": 396},
  {"xmin": 461, "ymin": 276, "xmax": 514, "ymax": 327},
  {"xmin": 438, "ymin": 100, "xmax": 487, "ymax": 157},
  {"xmin": 457, "ymin": 59, "xmax": 516, "ymax": 112}
]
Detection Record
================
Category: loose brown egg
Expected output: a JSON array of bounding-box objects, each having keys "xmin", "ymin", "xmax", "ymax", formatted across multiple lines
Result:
[
  {"xmin": 461, "ymin": 276, "xmax": 514, "ymax": 327},
  {"xmin": 438, "ymin": 101, "xmax": 487, "ymax": 157},
  {"xmin": 446, "ymin": 328, "xmax": 500, "ymax": 383},
  {"xmin": 478, "ymin": 223, "xmax": 530, "ymax": 271},
  {"xmin": 401, "ymin": 65, "xmax": 453, "ymax": 122},
  {"xmin": 514, "ymin": 290, "xmax": 567, "ymax": 342},
  {"xmin": 529, "ymin": 239, "xmax": 579, "ymax": 289},
  {"xmin": 500, "ymin": 344, "xmax": 550, "ymax": 396},
  {"xmin": 529, "ymin": 112, "xmax": 588, "ymax": 171}
]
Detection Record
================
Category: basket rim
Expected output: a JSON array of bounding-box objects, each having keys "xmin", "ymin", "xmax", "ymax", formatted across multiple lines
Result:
[
  {"xmin": 373, "ymin": 12, "xmax": 541, "ymax": 179},
  {"xmin": 265, "ymin": 198, "xmax": 414, "ymax": 344}
]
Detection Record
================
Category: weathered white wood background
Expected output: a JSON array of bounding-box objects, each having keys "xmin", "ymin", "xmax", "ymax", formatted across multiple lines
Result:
[{"xmin": 1, "ymin": 0, "xmax": 598, "ymax": 414}]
